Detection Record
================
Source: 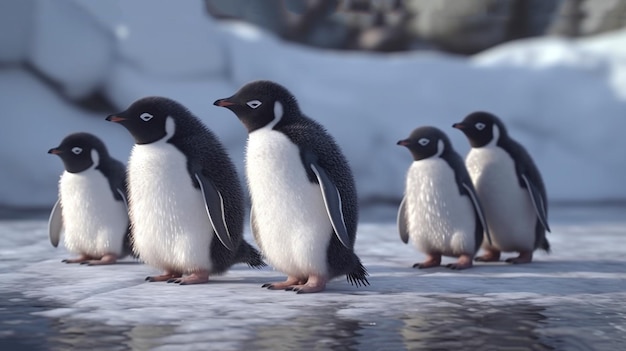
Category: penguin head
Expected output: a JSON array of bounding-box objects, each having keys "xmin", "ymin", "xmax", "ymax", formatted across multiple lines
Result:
[
  {"xmin": 106, "ymin": 97, "xmax": 182, "ymax": 144},
  {"xmin": 452, "ymin": 111, "xmax": 507, "ymax": 148},
  {"xmin": 48, "ymin": 132, "xmax": 107, "ymax": 173},
  {"xmin": 214, "ymin": 80, "xmax": 300, "ymax": 133},
  {"xmin": 397, "ymin": 126, "xmax": 452, "ymax": 161}
]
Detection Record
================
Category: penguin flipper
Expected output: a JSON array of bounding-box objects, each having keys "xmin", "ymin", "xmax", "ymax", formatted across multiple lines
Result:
[
  {"xmin": 194, "ymin": 173, "xmax": 236, "ymax": 251},
  {"xmin": 309, "ymin": 162, "xmax": 351, "ymax": 249},
  {"xmin": 48, "ymin": 198, "xmax": 63, "ymax": 248},
  {"xmin": 461, "ymin": 182, "xmax": 493, "ymax": 246},
  {"xmin": 115, "ymin": 188, "xmax": 129, "ymax": 212},
  {"xmin": 521, "ymin": 174, "xmax": 551, "ymax": 233},
  {"xmin": 397, "ymin": 196, "xmax": 409, "ymax": 244}
]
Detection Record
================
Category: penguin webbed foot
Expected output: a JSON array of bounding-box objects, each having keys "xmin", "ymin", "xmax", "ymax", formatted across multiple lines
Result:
[
  {"xmin": 474, "ymin": 250, "xmax": 501, "ymax": 262},
  {"xmin": 287, "ymin": 275, "xmax": 328, "ymax": 294},
  {"xmin": 445, "ymin": 254, "xmax": 473, "ymax": 270},
  {"xmin": 62, "ymin": 255, "xmax": 92, "ymax": 264},
  {"xmin": 262, "ymin": 276, "xmax": 306, "ymax": 290},
  {"xmin": 504, "ymin": 251, "xmax": 533, "ymax": 264},
  {"xmin": 164, "ymin": 271, "xmax": 209, "ymax": 285},
  {"xmin": 145, "ymin": 271, "xmax": 183, "ymax": 282},
  {"xmin": 413, "ymin": 255, "xmax": 441, "ymax": 269},
  {"xmin": 80, "ymin": 254, "xmax": 119, "ymax": 266}
]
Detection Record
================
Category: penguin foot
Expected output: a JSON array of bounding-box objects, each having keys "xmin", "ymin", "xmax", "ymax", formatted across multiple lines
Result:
[
  {"xmin": 505, "ymin": 251, "xmax": 533, "ymax": 264},
  {"xmin": 474, "ymin": 250, "xmax": 501, "ymax": 262},
  {"xmin": 81, "ymin": 254, "xmax": 119, "ymax": 266},
  {"xmin": 412, "ymin": 255, "xmax": 441, "ymax": 269},
  {"xmin": 288, "ymin": 275, "xmax": 328, "ymax": 294},
  {"xmin": 262, "ymin": 276, "xmax": 305, "ymax": 290},
  {"xmin": 170, "ymin": 272, "xmax": 209, "ymax": 285},
  {"xmin": 446, "ymin": 255, "xmax": 473, "ymax": 270},
  {"xmin": 62, "ymin": 255, "xmax": 92, "ymax": 264},
  {"xmin": 146, "ymin": 271, "xmax": 182, "ymax": 282}
]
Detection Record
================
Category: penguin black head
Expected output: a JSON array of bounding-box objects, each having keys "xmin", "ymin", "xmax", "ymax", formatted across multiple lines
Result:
[
  {"xmin": 48, "ymin": 132, "xmax": 108, "ymax": 173},
  {"xmin": 106, "ymin": 96, "xmax": 189, "ymax": 144},
  {"xmin": 214, "ymin": 80, "xmax": 300, "ymax": 133},
  {"xmin": 452, "ymin": 111, "xmax": 508, "ymax": 148},
  {"xmin": 397, "ymin": 126, "xmax": 453, "ymax": 161}
]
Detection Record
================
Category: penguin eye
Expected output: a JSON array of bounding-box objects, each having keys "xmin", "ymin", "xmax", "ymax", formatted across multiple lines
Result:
[
  {"xmin": 246, "ymin": 100, "xmax": 262, "ymax": 109},
  {"xmin": 475, "ymin": 122, "xmax": 486, "ymax": 131},
  {"xmin": 140, "ymin": 113, "xmax": 154, "ymax": 122},
  {"xmin": 71, "ymin": 147, "xmax": 83, "ymax": 155},
  {"xmin": 418, "ymin": 138, "xmax": 430, "ymax": 146}
]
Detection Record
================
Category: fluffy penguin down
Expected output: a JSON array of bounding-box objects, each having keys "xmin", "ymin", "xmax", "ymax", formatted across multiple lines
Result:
[
  {"xmin": 59, "ymin": 169, "xmax": 127, "ymax": 257},
  {"xmin": 128, "ymin": 141, "xmax": 214, "ymax": 273},
  {"xmin": 247, "ymin": 128, "xmax": 333, "ymax": 277},
  {"xmin": 405, "ymin": 159, "xmax": 477, "ymax": 256}
]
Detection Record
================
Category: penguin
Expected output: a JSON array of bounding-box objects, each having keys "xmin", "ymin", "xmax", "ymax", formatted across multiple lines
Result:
[
  {"xmin": 48, "ymin": 132, "xmax": 132, "ymax": 265},
  {"xmin": 106, "ymin": 96, "xmax": 265, "ymax": 285},
  {"xmin": 214, "ymin": 80, "xmax": 369, "ymax": 293},
  {"xmin": 453, "ymin": 111, "xmax": 551, "ymax": 264},
  {"xmin": 397, "ymin": 126, "xmax": 490, "ymax": 270}
]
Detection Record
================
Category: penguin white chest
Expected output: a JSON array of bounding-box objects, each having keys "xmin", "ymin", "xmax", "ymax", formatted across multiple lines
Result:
[
  {"xmin": 59, "ymin": 169, "xmax": 127, "ymax": 257},
  {"xmin": 128, "ymin": 142, "xmax": 213, "ymax": 272},
  {"xmin": 246, "ymin": 130, "xmax": 331, "ymax": 277},
  {"xmin": 404, "ymin": 159, "xmax": 476, "ymax": 256},
  {"xmin": 466, "ymin": 147, "xmax": 536, "ymax": 251}
]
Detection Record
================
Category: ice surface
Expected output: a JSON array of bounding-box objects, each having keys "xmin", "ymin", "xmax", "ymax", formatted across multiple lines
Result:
[{"xmin": 1, "ymin": 207, "xmax": 625, "ymax": 350}]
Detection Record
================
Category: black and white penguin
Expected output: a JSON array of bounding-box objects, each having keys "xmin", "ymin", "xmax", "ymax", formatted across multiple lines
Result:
[
  {"xmin": 397, "ymin": 126, "xmax": 490, "ymax": 270},
  {"xmin": 48, "ymin": 132, "xmax": 132, "ymax": 265},
  {"xmin": 106, "ymin": 96, "xmax": 265, "ymax": 285},
  {"xmin": 214, "ymin": 80, "xmax": 369, "ymax": 293},
  {"xmin": 453, "ymin": 111, "xmax": 551, "ymax": 264}
]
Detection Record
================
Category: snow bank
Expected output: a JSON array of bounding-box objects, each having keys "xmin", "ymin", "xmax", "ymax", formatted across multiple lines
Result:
[{"xmin": 1, "ymin": 0, "xmax": 625, "ymax": 209}]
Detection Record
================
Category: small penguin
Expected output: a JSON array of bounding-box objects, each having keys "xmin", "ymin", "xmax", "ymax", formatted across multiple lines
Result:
[
  {"xmin": 106, "ymin": 96, "xmax": 265, "ymax": 285},
  {"xmin": 397, "ymin": 127, "xmax": 490, "ymax": 270},
  {"xmin": 214, "ymin": 80, "xmax": 369, "ymax": 293},
  {"xmin": 48, "ymin": 132, "xmax": 132, "ymax": 265},
  {"xmin": 453, "ymin": 111, "xmax": 551, "ymax": 264}
]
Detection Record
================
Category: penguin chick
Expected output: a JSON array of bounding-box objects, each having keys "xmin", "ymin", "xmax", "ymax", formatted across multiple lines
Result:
[
  {"xmin": 397, "ymin": 126, "xmax": 489, "ymax": 270},
  {"xmin": 48, "ymin": 132, "xmax": 132, "ymax": 265},
  {"xmin": 107, "ymin": 96, "xmax": 265, "ymax": 285},
  {"xmin": 453, "ymin": 111, "xmax": 551, "ymax": 264},
  {"xmin": 214, "ymin": 80, "xmax": 369, "ymax": 293}
]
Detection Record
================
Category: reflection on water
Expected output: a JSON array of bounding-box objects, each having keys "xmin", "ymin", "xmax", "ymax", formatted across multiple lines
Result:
[
  {"xmin": 401, "ymin": 300, "xmax": 554, "ymax": 350},
  {"xmin": 1, "ymin": 293, "xmax": 626, "ymax": 350}
]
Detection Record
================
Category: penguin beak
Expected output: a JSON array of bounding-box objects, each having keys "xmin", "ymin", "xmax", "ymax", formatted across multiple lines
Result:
[
  {"xmin": 106, "ymin": 115, "xmax": 126, "ymax": 123},
  {"xmin": 397, "ymin": 139, "xmax": 410, "ymax": 147},
  {"xmin": 48, "ymin": 148, "xmax": 62, "ymax": 155},
  {"xmin": 213, "ymin": 98, "xmax": 235, "ymax": 107},
  {"xmin": 452, "ymin": 123, "xmax": 466, "ymax": 130}
]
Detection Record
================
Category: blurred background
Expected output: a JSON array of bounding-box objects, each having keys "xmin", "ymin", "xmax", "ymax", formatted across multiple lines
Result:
[{"xmin": 1, "ymin": 0, "xmax": 625, "ymax": 217}]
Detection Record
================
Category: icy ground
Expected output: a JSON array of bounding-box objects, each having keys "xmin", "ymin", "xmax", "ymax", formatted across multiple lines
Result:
[{"xmin": 1, "ymin": 206, "xmax": 625, "ymax": 350}]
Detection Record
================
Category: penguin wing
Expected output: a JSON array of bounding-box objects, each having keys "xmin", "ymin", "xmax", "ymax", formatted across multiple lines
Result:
[
  {"xmin": 397, "ymin": 196, "xmax": 409, "ymax": 244},
  {"xmin": 521, "ymin": 174, "xmax": 551, "ymax": 232},
  {"xmin": 461, "ymin": 182, "xmax": 493, "ymax": 246},
  {"xmin": 48, "ymin": 198, "xmax": 63, "ymax": 248},
  {"xmin": 115, "ymin": 188, "xmax": 129, "ymax": 212},
  {"xmin": 194, "ymin": 173, "xmax": 236, "ymax": 251},
  {"xmin": 309, "ymin": 162, "xmax": 351, "ymax": 249}
]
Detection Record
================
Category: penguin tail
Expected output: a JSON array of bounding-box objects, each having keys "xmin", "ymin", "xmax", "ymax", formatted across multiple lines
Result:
[
  {"xmin": 346, "ymin": 258, "xmax": 370, "ymax": 287},
  {"xmin": 236, "ymin": 241, "xmax": 267, "ymax": 268},
  {"xmin": 540, "ymin": 236, "xmax": 551, "ymax": 253}
]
